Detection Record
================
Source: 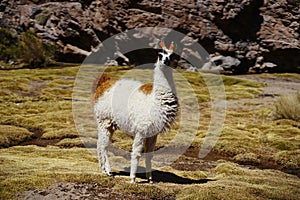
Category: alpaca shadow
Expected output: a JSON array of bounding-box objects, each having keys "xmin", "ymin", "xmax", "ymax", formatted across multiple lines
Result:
[{"xmin": 113, "ymin": 167, "xmax": 215, "ymax": 184}]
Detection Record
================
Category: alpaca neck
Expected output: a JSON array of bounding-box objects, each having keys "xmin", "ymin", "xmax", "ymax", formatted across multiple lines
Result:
[
  {"xmin": 151, "ymin": 61, "xmax": 178, "ymax": 133},
  {"xmin": 152, "ymin": 63, "xmax": 176, "ymax": 96}
]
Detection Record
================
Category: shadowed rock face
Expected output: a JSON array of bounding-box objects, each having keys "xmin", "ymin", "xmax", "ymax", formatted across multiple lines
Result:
[{"xmin": 0, "ymin": 0, "xmax": 299, "ymax": 73}]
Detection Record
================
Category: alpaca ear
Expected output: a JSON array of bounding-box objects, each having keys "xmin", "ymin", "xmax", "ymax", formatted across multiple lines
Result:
[
  {"xmin": 160, "ymin": 41, "xmax": 166, "ymax": 50},
  {"xmin": 169, "ymin": 42, "xmax": 174, "ymax": 53}
]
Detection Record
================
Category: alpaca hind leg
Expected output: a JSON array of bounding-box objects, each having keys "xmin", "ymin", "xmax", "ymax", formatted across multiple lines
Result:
[
  {"xmin": 130, "ymin": 133, "xmax": 144, "ymax": 183},
  {"xmin": 97, "ymin": 124, "xmax": 113, "ymax": 176},
  {"xmin": 144, "ymin": 135, "xmax": 157, "ymax": 183}
]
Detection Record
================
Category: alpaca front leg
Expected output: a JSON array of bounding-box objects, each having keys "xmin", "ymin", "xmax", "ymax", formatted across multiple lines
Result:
[
  {"xmin": 145, "ymin": 135, "xmax": 157, "ymax": 183},
  {"xmin": 130, "ymin": 134, "xmax": 144, "ymax": 183},
  {"xmin": 97, "ymin": 126, "xmax": 112, "ymax": 176}
]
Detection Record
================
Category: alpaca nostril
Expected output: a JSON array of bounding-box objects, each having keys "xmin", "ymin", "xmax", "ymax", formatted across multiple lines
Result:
[{"xmin": 164, "ymin": 58, "xmax": 171, "ymax": 66}]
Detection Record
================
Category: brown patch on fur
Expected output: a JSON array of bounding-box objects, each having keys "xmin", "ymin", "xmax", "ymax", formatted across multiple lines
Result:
[
  {"xmin": 139, "ymin": 83, "xmax": 153, "ymax": 95},
  {"xmin": 94, "ymin": 74, "xmax": 116, "ymax": 102}
]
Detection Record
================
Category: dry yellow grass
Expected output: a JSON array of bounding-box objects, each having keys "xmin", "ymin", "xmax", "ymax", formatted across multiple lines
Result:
[
  {"xmin": 0, "ymin": 66, "xmax": 299, "ymax": 199},
  {"xmin": 274, "ymin": 92, "xmax": 300, "ymax": 121}
]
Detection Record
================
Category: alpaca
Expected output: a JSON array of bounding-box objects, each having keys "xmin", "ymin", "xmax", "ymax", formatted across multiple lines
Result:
[{"xmin": 94, "ymin": 41, "xmax": 179, "ymax": 183}]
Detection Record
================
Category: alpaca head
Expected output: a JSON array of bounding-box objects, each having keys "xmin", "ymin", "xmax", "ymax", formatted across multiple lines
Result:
[{"xmin": 157, "ymin": 41, "xmax": 176, "ymax": 68}]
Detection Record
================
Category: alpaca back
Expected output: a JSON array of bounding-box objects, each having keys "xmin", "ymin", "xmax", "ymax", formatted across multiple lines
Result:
[{"xmin": 94, "ymin": 78, "xmax": 156, "ymax": 135}]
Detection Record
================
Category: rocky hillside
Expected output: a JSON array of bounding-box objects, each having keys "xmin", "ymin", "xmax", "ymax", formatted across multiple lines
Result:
[{"xmin": 0, "ymin": 0, "xmax": 299, "ymax": 73}]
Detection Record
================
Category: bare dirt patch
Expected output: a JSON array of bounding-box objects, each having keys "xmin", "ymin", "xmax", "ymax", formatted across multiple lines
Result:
[
  {"xmin": 20, "ymin": 182, "xmax": 152, "ymax": 200},
  {"xmin": 235, "ymin": 74, "xmax": 300, "ymax": 96}
]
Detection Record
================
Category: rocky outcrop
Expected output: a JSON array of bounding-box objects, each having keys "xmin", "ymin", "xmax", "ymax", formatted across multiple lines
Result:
[
  {"xmin": 0, "ymin": 0, "xmax": 299, "ymax": 73},
  {"xmin": 257, "ymin": 0, "xmax": 300, "ymax": 73}
]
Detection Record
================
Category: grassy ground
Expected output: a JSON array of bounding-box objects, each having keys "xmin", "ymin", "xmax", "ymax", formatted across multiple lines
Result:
[{"xmin": 0, "ymin": 66, "xmax": 299, "ymax": 199}]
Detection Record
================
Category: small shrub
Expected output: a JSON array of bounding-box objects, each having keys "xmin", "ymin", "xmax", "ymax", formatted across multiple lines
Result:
[
  {"xmin": 20, "ymin": 31, "xmax": 48, "ymax": 68},
  {"xmin": 0, "ymin": 28, "xmax": 56, "ymax": 68},
  {"xmin": 274, "ymin": 92, "xmax": 300, "ymax": 121},
  {"xmin": 0, "ymin": 28, "xmax": 21, "ymax": 62}
]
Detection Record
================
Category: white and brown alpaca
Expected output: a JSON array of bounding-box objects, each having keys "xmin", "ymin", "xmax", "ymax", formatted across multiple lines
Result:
[{"xmin": 94, "ymin": 41, "xmax": 178, "ymax": 183}]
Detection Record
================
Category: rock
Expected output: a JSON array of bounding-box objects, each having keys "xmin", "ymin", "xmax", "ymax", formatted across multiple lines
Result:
[
  {"xmin": 202, "ymin": 61, "xmax": 223, "ymax": 71},
  {"xmin": 186, "ymin": 66, "xmax": 198, "ymax": 72},
  {"xmin": 246, "ymin": 50, "xmax": 258, "ymax": 60},
  {"xmin": 104, "ymin": 57, "xmax": 118, "ymax": 66},
  {"xmin": 250, "ymin": 62, "xmax": 278, "ymax": 73},
  {"xmin": 0, "ymin": 0, "xmax": 299, "ymax": 73},
  {"xmin": 262, "ymin": 62, "xmax": 277, "ymax": 69},
  {"xmin": 63, "ymin": 44, "xmax": 91, "ymax": 57},
  {"xmin": 256, "ymin": 56, "xmax": 264, "ymax": 64},
  {"xmin": 114, "ymin": 51, "xmax": 130, "ymax": 66},
  {"xmin": 211, "ymin": 55, "xmax": 241, "ymax": 71}
]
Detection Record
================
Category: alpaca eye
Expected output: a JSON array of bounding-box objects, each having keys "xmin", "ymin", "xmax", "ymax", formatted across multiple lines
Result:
[{"xmin": 158, "ymin": 53, "xmax": 163, "ymax": 61}]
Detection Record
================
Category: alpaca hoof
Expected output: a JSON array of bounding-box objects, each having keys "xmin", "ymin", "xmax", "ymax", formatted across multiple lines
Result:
[
  {"xmin": 130, "ymin": 178, "xmax": 136, "ymax": 184},
  {"xmin": 101, "ymin": 171, "xmax": 114, "ymax": 178},
  {"xmin": 108, "ymin": 174, "xmax": 115, "ymax": 179},
  {"xmin": 148, "ymin": 178, "xmax": 154, "ymax": 184}
]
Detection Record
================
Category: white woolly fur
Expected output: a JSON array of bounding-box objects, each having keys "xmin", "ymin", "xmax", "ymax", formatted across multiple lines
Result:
[{"xmin": 94, "ymin": 49, "xmax": 179, "ymax": 183}]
